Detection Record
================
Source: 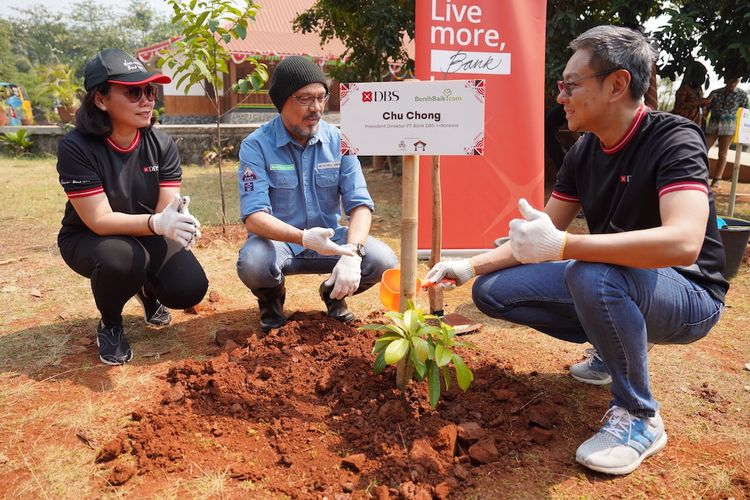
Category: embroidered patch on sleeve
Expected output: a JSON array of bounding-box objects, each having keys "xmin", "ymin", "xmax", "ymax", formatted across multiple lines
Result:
[
  {"xmin": 242, "ymin": 167, "xmax": 257, "ymax": 181},
  {"xmin": 244, "ymin": 182, "xmax": 254, "ymax": 192}
]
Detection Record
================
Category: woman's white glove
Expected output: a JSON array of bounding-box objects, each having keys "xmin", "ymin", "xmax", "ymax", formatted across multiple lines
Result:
[
  {"xmin": 152, "ymin": 194, "xmax": 198, "ymax": 249},
  {"xmin": 324, "ymin": 249, "xmax": 362, "ymax": 300},
  {"xmin": 508, "ymin": 198, "xmax": 567, "ymax": 263},
  {"xmin": 302, "ymin": 227, "xmax": 356, "ymax": 256},
  {"xmin": 178, "ymin": 196, "xmax": 201, "ymax": 251},
  {"xmin": 426, "ymin": 259, "xmax": 475, "ymax": 287}
]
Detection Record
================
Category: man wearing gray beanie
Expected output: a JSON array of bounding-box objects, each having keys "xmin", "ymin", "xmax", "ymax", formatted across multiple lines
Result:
[{"xmin": 236, "ymin": 56, "xmax": 397, "ymax": 333}]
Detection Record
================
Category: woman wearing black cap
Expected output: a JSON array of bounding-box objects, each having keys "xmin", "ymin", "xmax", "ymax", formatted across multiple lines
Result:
[{"xmin": 56, "ymin": 48, "xmax": 208, "ymax": 365}]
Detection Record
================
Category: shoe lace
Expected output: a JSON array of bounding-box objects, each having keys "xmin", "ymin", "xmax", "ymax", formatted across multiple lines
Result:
[
  {"xmin": 584, "ymin": 347, "xmax": 602, "ymax": 367},
  {"xmin": 600, "ymin": 406, "xmax": 636, "ymax": 442}
]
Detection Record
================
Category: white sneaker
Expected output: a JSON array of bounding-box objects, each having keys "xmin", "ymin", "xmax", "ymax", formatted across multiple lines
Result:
[
  {"xmin": 576, "ymin": 406, "xmax": 667, "ymax": 475},
  {"xmin": 570, "ymin": 348, "xmax": 612, "ymax": 385}
]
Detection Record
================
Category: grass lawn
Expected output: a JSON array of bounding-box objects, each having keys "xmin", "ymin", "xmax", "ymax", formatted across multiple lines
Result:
[{"xmin": 0, "ymin": 156, "xmax": 749, "ymax": 498}]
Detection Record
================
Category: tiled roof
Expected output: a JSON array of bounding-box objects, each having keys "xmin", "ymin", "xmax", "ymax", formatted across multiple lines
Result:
[{"xmin": 137, "ymin": 0, "xmax": 347, "ymax": 62}]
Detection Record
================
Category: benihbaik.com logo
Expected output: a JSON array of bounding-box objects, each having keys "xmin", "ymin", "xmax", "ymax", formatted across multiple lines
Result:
[{"xmin": 414, "ymin": 88, "xmax": 462, "ymax": 102}]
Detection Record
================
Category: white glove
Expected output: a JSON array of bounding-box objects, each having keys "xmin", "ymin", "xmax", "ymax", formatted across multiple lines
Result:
[
  {"xmin": 324, "ymin": 249, "xmax": 362, "ymax": 300},
  {"xmin": 508, "ymin": 198, "xmax": 567, "ymax": 263},
  {"xmin": 152, "ymin": 194, "xmax": 198, "ymax": 248},
  {"xmin": 302, "ymin": 227, "xmax": 356, "ymax": 257},
  {"xmin": 426, "ymin": 259, "xmax": 475, "ymax": 287},
  {"xmin": 178, "ymin": 195, "xmax": 202, "ymax": 251}
]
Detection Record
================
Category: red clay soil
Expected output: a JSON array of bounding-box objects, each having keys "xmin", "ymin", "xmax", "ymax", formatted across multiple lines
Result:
[{"xmin": 95, "ymin": 312, "xmax": 570, "ymax": 498}]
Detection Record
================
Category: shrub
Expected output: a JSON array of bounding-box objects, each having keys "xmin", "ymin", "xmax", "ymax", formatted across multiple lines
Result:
[
  {"xmin": 0, "ymin": 129, "xmax": 33, "ymax": 157},
  {"xmin": 361, "ymin": 301, "xmax": 474, "ymax": 408}
]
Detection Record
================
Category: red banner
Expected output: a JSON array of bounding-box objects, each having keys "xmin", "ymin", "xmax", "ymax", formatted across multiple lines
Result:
[{"xmin": 415, "ymin": 0, "xmax": 547, "ymax": 253}]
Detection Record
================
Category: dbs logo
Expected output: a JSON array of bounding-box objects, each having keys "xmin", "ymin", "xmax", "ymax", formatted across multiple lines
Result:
[{"xmin": 361, "ymin": 90, "xmax": 399, "ymax": 103}]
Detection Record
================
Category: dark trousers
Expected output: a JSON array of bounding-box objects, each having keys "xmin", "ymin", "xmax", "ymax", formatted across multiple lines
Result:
[{"xmin": 58, "ymin": 229, "xmax": 208, "ymax": 326}]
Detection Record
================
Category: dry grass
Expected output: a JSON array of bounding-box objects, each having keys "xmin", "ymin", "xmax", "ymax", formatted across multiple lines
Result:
[{"xmin": 1, "ymin": 157, "xmax": 749, "ymax": 498}]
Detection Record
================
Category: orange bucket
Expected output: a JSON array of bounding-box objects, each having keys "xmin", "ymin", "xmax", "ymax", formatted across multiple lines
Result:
[{"xmin": 379, "ymin": 268, "xmax": 422, "ymax": 312}]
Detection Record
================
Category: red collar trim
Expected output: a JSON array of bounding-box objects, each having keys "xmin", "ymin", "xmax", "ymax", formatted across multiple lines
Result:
[
  {"xmin": 106, "ymin": 130, "xmax": 141, "ymax": 153},
  {"xmin": 600, "ymin": 105, "xmax": 647, "ymax": 154}
]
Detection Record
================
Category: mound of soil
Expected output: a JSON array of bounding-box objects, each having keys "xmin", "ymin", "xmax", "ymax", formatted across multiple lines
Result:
[{"xmin": 97, "ymin": 312, "xmax": 567, "ymax": 498}]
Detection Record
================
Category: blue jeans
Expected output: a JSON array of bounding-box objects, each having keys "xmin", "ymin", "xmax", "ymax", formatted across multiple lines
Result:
[
  {"xmin": 472, "ymin": 261, "xmax": 724, "ymax": 417},
  {"xmin": 236, "ymin": 229, "xmax": 398, "ymax": 293}
]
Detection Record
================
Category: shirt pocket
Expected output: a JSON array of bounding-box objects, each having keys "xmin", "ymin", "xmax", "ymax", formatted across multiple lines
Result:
[
  {"xmin": 268, "ymin": 171, "xmax": 298, "ymax": 217},
  {"xmin": 315, "ymin": 169, "xmax": 340, "ymax": 214}
]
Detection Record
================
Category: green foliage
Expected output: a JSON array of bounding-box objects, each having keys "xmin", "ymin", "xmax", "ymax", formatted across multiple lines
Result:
[
  {"xmin": 157, "ymin": 0, "xmax": 268, "ymax": 229},
  {"xmin": 655, "ymin": 1, "xmax": 750, "ymax": 82},
  {"xmin": 361, "ymin": 301, "xmax": 474, "ymax": 408},
  {"xmin": 544, "ymin": 0, "xmax": 665, "ymax": 99},
  {"xmin": 158, "ymin": 0, "xmax": 266, "ymax": 97},
  {"xmin": 37, "ymin": 64, "xmax": 83, "ymax": 107},
  {"xmin": 293, "ymin": 0, "xmax": 415, "ymax": 83},
  {"xmin": 0, "ymin": 129, "xmax": 33, "ymax": 157}
]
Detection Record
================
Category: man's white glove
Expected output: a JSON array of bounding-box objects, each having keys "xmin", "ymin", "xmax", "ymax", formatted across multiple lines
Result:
[
  {"xmin": 152, "ymin": 194, "xmax": 198, "ymax": 248},
  {"xmin": 302, "ymin": 227, "xmax": 356, "ymax": 256},
  {"xmin": 178, "ymin": 195, "xmax": 201, "ymax": 251},
  {"xmin": 508, "ymin": 198, "xmax": 567, "ymax": 263},
  {"xmin": 324, "ymin": 248, "xmax": 362, "ymax": 300},
  {"xmin": 426, "ymin": 259, "xmax": 475, "ymax": 287}
]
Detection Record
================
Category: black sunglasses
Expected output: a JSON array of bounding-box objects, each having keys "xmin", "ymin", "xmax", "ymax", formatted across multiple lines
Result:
[{"xmin": 123, "ymin": 84, "xmax": 158, "ymax": 103}]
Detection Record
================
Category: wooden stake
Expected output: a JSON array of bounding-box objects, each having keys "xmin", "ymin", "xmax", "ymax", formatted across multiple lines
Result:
[
  {"xmin": 397, "ymin": 154, "xmax": 419, "ymax": 390},
  {"xmin": 728, "ymin": 145, "xmax": 743, "ymax": 217},
  {"xmin": 399, "ymin": 155, "xmax": 420, "ymax": 310},
  {"xmin": 428, "ymin": 155, "xmax": 444, "ymax": 316}
]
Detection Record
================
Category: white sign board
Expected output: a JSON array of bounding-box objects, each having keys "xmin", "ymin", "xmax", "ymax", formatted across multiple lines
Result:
[
  {"xmin": 735, "ymin": 108, "xmax": 750, "ymax": 145},
  {"xmin": 339, "ymin": 80, "xmax": 485, "ymax": 156}
]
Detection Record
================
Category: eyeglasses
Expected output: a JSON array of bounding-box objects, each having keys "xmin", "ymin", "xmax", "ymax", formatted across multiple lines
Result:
[
  {"xmin": 557, "ymin": 68, "xmax": 620, "ymax": 96},
  {"xmin": 292, "ymin": 92, "xmax": 330, "ymax": 107},
  {"xmin": 122, "ymin": 84, "xmax": 158, "ymax": 103}
]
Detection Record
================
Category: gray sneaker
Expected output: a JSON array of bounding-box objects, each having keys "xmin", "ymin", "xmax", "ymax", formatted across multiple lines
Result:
[
  {"xmin": 570, "ymin": 348, "xmax": 612, "ymax": 385},
  {"xmin": 576, "ymin": 406, "xmax": 667, "ymax": 475}
]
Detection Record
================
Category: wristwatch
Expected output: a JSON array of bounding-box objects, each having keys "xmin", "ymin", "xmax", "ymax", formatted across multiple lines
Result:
[{"xmin": 348, "ymin": 242, "xmax": 366, "ymax": 258}]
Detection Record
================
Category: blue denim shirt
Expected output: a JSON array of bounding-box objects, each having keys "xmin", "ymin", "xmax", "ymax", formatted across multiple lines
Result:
[{"xmin": 238, "ymin": 116, "xmax": 374, "ymax": 255}]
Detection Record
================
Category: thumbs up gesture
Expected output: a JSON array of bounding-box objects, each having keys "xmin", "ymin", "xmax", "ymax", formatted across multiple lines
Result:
[{"xmin": 508, "ymin": 198, "xmax": 567, "ymax": 263}]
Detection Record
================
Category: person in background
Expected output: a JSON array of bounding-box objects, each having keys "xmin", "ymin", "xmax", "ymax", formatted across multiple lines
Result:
[
  {"xmin": 427, "ymin": 26, "xmax": 727, "ymax": 475},
  {"xmin": 236, "ymin": 56, "xmax": 397, "ymax": 334},
  {"xmin": 57, "ymin": 48, "xmax": 208, "ymax": 365},
  {"xmin": 705, "ymin": 77, "xmax": 749, "ymax": 186},
  {"xmin": 672, "ymin": 61, "xmax": 712, "ymax": 128}
]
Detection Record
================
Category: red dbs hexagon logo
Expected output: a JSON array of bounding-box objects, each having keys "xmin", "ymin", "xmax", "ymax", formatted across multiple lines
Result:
[{"xmin": 362, "ymin": 91, "xmax": 373, "ymax": 102}]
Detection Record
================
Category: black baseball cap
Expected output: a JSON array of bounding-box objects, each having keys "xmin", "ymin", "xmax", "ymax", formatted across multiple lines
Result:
[{"xmin": 84, "ymin": 48, "xmax": 171, "ymax": 91}]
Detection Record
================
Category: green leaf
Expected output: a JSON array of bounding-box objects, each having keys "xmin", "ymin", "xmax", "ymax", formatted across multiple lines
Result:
[
  {"xmin": 358, "ymin": 324, "xmax": 390, "ymax": 332},
  {"xmin": 409, "ymin": 348, "xmax": 426, "ymax": 379},
  {"xmin": 373, "ymin": 350, "xmax": 386, "ymax": 374},
  {"xmin": 435, "ymin": 345, "xmax": 452, "ymax": 367},
  {"xmin": 403, "ymin": 309, "xmax": 418, "ymax": 334},
  {"xmin": 442, "ymin": 366, "xmax": 451, "ymax": 391},
  {"xmin": 234, "ymin": 23, "xmax": 247, "ymax": 39},
  {"xmin": 411, "ymin": 337, "xmax": 429, "ymax": 363},
  {"xmin": 427, "ymin": 361, "xmax": 441, "ymax": 408},
  {"xmin": 453, "ymin": 354, "xmax": 473, "ymax": 391},
  {"xmin": 250, "ymin": 73, "xmax": 264, "ymax": 90},
  {"xmin": 384, "ymin": 338, "xmax": 409, "ymax": 365},
  {"xmin": 192, "ymin": 59, "xmax": 212, "ymax": 80}
]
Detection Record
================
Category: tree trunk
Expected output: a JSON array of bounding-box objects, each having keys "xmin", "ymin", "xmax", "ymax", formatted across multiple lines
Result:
[{"xmin": 216, "ymin": 113, "xmax": 227, "ymax": 233}]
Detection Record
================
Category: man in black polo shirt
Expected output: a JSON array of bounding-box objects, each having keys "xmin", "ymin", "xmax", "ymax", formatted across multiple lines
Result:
[{"xmin": 427, "ymin": 26, "xmax": 727, "ymax": 475}]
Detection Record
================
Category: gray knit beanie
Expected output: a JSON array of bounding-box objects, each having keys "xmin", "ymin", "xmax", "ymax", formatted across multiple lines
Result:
[{"xmin": 269, "ymin": 56, "xmax": 328, "ymax": 111}]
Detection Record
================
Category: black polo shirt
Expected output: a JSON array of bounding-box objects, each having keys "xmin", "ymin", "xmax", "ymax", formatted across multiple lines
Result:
[
  {"xmin": 57, "ymin": 127, "xmax": 181, "ymax": 237},
  {"xmin": 552, "ymin": 107, "xmax": 728, "ymax": 302}
]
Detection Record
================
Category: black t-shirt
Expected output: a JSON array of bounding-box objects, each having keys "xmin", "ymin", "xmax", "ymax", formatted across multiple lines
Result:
[
  {"xmin": 553, "ymin": 107, "xmax": 729, "ymax": 302},
  {"xmin": 57, "ymin": 127, "xmax": 181, "ymax": 236}
]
